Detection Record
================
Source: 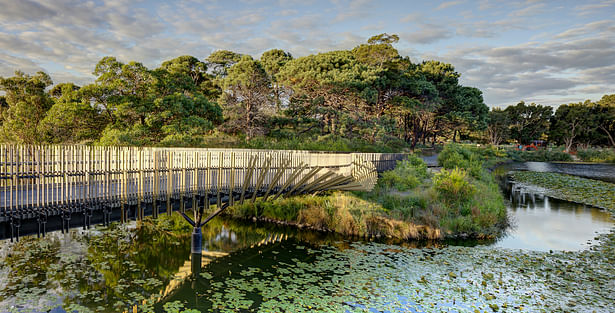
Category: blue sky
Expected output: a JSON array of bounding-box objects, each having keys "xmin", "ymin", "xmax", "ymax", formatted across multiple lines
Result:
[{"xmin": 0, "ymin": 0, "xmax": 613, "ymax": 107}]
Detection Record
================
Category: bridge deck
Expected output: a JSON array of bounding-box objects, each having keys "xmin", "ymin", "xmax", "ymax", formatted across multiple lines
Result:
[{"xmin": 0, "ymin": 145, "xmax": 407, "ymax": 240}]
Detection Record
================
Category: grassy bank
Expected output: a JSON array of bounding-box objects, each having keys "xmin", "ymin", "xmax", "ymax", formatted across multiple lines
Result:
[
  {"xmin": 510, "ymin": 171, "xmax": 615, "ymax": 211},
  {"xmin": 226, "ymin": 145, "xmax": 508, "ymax": 240},
  {"xmin": 505, "ymin": 147, "xmax": 573, "ymax": 162},
  {"xmin": 504, "ymin": 146, "xmax": 615, "ymax": 163}
]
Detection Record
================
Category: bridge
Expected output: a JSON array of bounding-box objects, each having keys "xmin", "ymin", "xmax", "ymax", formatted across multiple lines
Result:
[{"xmin": 0, "ymin": 145, "xmax": 407, "ymax": 245}]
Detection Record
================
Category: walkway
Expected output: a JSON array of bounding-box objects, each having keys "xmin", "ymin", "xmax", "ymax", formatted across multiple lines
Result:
[{"xmin": 0, "ymin": 145, "xmax": 408, "ymax": 240}]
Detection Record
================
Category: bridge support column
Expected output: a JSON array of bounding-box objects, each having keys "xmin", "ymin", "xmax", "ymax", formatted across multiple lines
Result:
[{"xmin": 191, "ymin": 226, "xmax": 202, "ymax": 255}]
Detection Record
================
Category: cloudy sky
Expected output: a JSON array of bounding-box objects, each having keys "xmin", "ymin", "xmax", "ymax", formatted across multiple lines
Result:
[{"xmin": 0, "ymin": 0, "xmax": 613, "ymax": 107}]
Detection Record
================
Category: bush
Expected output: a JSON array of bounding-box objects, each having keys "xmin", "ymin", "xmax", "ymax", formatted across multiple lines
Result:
[
  {"xmin": 577, "ymin": 148, "xmax": 615, "ymax": 163},
  {"xmin": 433, "ymin": 168, "xmax": 476, "ymax": 205},
  {"xmin": 378, "ymin": 155, "xmax": 430, "ymax": 191},
  {"xmin": 438, "ymin": 144, "xmax": 493, "ymax": 178}
]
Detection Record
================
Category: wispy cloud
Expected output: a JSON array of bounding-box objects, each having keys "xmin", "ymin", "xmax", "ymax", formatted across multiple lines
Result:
[
  {"xmin": 0, "ymin": 0, "xmax": 612, "ymax": 107},
  {"xmin": 436, "ymin": 1, "xmax": 464, "ymax": 10}
]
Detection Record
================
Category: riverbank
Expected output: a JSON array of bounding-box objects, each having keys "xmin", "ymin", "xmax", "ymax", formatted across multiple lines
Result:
[{"xmin": 225, "ymin": 145, "xmax": 509, "ymax": 241}]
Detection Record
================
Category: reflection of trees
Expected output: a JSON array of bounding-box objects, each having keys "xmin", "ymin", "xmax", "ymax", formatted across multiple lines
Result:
[
  {"xmin": 70, "ymin": 217, "xmax": 192, "ymax": 311},
  {"xmin": 1, "ymin": 214, "xmax": 446, "ymax": 312},
  {"xmin": 0, "ymin": 215, "xmax": 193, "ymax": 312},
  {"xmin": 0, "ymin": 236, "xmax": 61, "ymax": 303}
]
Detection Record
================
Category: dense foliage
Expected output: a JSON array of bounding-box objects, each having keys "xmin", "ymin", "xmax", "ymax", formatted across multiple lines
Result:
[
  {"xmin": 486, "ymin": 96, "xmax": 615, "ymax": 151},
  {"xmin": 0, "ymin": 34, "xmax": 488, "ymax": 150}
]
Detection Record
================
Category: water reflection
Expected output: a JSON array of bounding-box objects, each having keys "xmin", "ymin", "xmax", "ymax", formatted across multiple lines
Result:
[{"xmin": 494, "ymin": 180, "xmax": 613, "ymax": 251}]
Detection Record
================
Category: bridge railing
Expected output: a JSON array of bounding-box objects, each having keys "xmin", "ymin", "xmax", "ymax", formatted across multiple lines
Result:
[
  {"xmin": 0, "ymin": 145, "xmax": 406, "ymax": 238},
  {"xmin": 0, "ymin": 145, "xmax": 407, "ymax": 237}
]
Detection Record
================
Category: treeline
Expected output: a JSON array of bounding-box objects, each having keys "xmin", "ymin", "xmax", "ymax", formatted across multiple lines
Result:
[
  {"xmin": 487, "ymin": 97, "xmax": 615, "ymax": 151},
  {"xmin": 0, "ymin": 34, "xmax": 489, "ymax": 151}
]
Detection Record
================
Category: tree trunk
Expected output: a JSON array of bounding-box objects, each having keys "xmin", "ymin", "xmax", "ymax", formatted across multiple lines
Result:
[
  {"xmin": 599, "ymin": 125, "xmax": 615, "ymax": 147},
  {"xmin": 452, "ymin": 129, "xmax": 458, "ymax": 143}
]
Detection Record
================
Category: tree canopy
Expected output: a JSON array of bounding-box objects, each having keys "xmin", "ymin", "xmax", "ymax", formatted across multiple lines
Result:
[{"xmin": 5, "ymin": 33, "xmax": 609, "ymax": 151}]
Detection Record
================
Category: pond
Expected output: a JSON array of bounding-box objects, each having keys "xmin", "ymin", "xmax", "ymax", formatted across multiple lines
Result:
[
  {"xmin": 492, "ymin": 178, "xmax": 613, "ymax": 251},
  {"xmin": 0, "ymin": 162, "xmax": 614, "ymax": 312}
]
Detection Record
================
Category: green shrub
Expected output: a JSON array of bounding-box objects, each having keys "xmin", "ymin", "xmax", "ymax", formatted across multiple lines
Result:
[
  {"xmin": 433, "ymin": 168, "xmax": 476, "ymax": 204},
  {"xmin": 378, "ymin": 155, "xmax": 430, "ymax": 191},
  {"xmin": 438, "ymin": 144, "xmax": 491, "ymax": 179},
  {"xmin": 577, "ymin": 148, "xmax": 615, "ymax": 163}
]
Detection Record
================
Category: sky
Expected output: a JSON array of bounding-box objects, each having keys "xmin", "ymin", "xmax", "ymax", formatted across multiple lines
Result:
[{"xmin": 0, "ymin": 0, "xmax": 614, "ymax": 108}]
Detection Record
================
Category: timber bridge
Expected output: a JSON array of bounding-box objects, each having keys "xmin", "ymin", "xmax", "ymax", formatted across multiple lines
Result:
[{"xmin": 0, "ymin": 145, "xmax": 407, "ymax": 244}]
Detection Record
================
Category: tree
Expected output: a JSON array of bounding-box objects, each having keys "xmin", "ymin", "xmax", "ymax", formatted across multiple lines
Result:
[
  {"xmin": 352, "ymin": 33, "xmax": 400, "ymax": 69},
  {"xmin": 39, "ymin": 83, "xmax": 103, "ymax": 144},
  {"xmin": 260, "ymin": 49, "xmax": 293, "ymax": 109},
  {"xmin": 206, "ymin": 50, "xmax": 243, "ymax": 78},
  {"xmin": 0, "ymin": 71, "xmax": 53, "ymax": 144},
  {"xmin": 278, "ymin": 50, "xmax": 378, "ymax": 135},
  {"xmin": 49, "ymin": 83, "xmax": 79, "ymax": 99},
  {"xmin": 486, "ymin": 108, "xmax": 510, "ymax": 145},
  {"xmin": 594, "ymin": 94, "xmax": 615, "ymax": 147},
  {"xmin": 505, "ymin": 101, "xmax": 553, "ymax": 144},
  {"xmin": 159, "ymin": 55, "xmax": 219, "ymax": 99},
  {"xmin": 220, "ymin": 56, "xmax": 272, "ymax": 139},
  {"xmin": 447, "ymin": 86, "xmax": 489, "ymax": 141},
  {"xmin": 146, "ymin": 93, "xmax": 222, "ymax": 146},
  {"xmin": 352, "ymin": 33, "xmax": 405, "ymax": 120},
  {"xmin": 549, "ymin": 101, "xmax": 593, "ymax": 152},
  {"xmin": 88, "ymin": 57, "xmax": 155, "ymax": 127}
]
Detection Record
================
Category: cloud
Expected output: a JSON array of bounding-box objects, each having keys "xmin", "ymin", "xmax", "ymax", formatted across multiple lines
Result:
[
  {"xmin": 400, "ymin": 13, "xmax": 422, "ymax": 23},
  {"xmin": 509, "ymin": 3, "xmax": 546, "ymax": 17},
  {"xmin": 434, "ymin": 25, "xmax": 615, "ymax": 106},
  {"xmin": 402, "ymin": 25, "xmax": 453, "ymax": 44},
  {"xmin": 0, "ymin": 0, "xmax": 56, "ymax": 22},
  {"xmin": 436, "ymin": 1, "xmax": 464, "ymax": 10},
  {"xmin": 332, "ymin": 0, "xmax": 374, "ymax": 23},
  {"xmin": 574, "ymin": 0, "xmax": 615, "ymax": 15},
  {"xmin": 0, "ymin": 0, "xmax": 612, "ymax": 108}
]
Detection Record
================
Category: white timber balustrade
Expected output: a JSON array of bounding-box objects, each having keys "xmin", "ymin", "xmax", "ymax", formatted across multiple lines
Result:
[{"xmin": 0, "ymin": 145, "xmax": 408, "ymax": 241}]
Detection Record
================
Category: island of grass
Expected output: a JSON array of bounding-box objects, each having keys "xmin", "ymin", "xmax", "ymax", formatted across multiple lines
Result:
[{"xmin": 226, "ymin": 144, "xmax": 509, "ymax": 240}]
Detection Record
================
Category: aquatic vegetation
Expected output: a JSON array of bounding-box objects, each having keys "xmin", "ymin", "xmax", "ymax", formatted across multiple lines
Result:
[
  {"xmin": 1, "ymin": 208, "xmax": 614, "ymax": 312},
  {"xmin": 0, "ymin": 215, "xmax": 194, "ymax": 313},
  {"xmin": 510, "ymin": 171, "xmax": 615, "ymax": 211},
  {"xmin": 160, "ymin": 237, "xmax": 615, "ymax": 313}
]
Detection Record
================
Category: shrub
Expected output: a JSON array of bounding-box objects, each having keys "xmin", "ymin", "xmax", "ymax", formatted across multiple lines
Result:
[
  {"xmin": 577, "ymin": 148, "xmax": 615, "ymax": 163},
  {"xmin": 437, "ymin": 144, "xmax": 494, "ymax": 178},
  {"xmin": 378, "ymin": 155, "xmax": 430, "ymax": 191},
  {"xmin": 433, "ymin": 168, "xmax": 476, "ymax": 205}
]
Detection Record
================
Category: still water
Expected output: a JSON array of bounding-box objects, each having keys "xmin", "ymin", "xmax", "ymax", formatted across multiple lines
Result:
[
  {"xmin": 494, "ymin": 182, "xmax": 613, "ymax": 251},
  {"xmin": 0, "ymin": 163, "xmax": 614, "ymax": 312}
]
